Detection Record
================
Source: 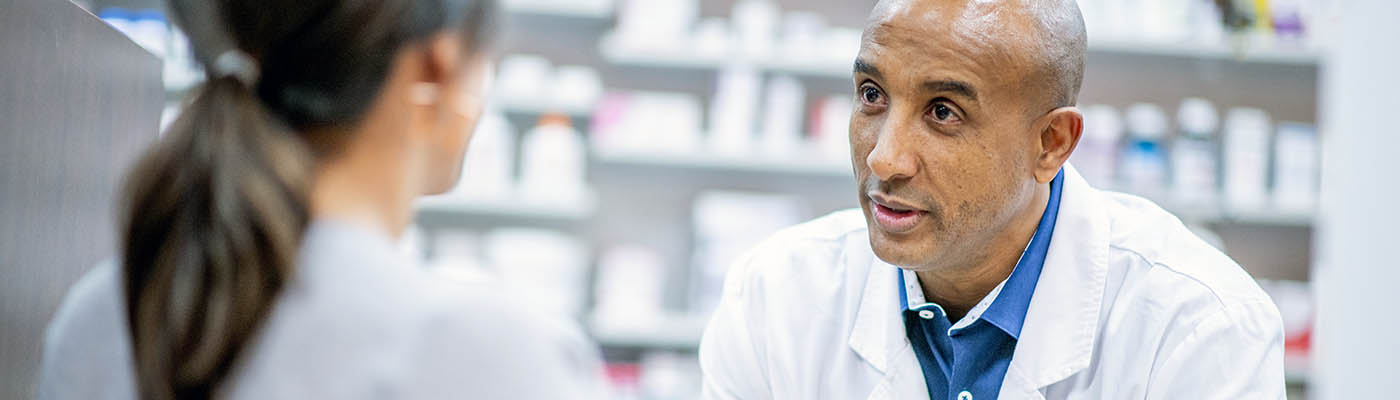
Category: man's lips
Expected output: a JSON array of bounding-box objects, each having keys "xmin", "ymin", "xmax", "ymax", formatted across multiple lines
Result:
[
  {"xmin": 868, "ymin": 192, "xmax": 925, "ymax": 213},
  {"xmin": 868, "ymin": 192, "xmax": 928, "ymax": 233}
]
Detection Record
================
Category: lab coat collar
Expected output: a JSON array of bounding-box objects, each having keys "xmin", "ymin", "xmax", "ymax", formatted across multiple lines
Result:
[
  {"xmin": 1005, "ymin": 164, "xmax": 1110, "ymax": 392},
  {"xmin": 848, "ymin": 237, "xmax": 906, "ymax": 374},
  {"xmin": 847, "ymin": 165, "xmax": 1110, "ymax": 393}
]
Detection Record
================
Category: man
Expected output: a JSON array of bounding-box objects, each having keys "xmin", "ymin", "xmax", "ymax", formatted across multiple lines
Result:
[{"xmin": 698, "ymin": 0, "xmax": 1286, "ymax": 399}]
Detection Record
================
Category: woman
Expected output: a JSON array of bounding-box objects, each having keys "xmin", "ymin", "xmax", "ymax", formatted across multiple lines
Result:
[{"xmin": 36, "ymin": 0, "xmax": 605, "ymax": 398}]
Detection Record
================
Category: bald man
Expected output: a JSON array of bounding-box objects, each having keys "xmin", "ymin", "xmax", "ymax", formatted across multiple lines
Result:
[{"xmin": 697, "ymin": 1, "xmax": 1286, "ymax": 399}]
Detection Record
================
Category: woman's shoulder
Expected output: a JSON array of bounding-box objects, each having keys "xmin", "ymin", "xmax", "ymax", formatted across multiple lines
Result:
[
  {"xmin": 267, "ymin": 270, "xmax": 608, "ymax": 399},
  {"xmin": 235, "ymin": 269, "xmax": 607, "ymax": 399},
  {"xmin": 292, "ymin": 221, "xmax": 592, "ymax": 345},
  {"xmin": 239, "ymin": 221, "xmax": 608, "ymax": 398},
  {"xmin": 432, "ymin": 278, "xmax": 598, "ymax": 355},
  {"xmin": 404, "ymin": 277, "xmax": 608, "ymax": 397},
  {"xmin": 44, "ymin": 262, "xmax": 124, "ymax": 337},
  {"xmin": 37, "ymin": 261, "xmax": 138, "ymax": 400}
]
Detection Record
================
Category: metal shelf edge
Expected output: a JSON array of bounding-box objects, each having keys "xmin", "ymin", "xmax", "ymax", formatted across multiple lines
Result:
[{"xmin": 415, "ymin": 192, "xmax": 599, "ymax": 222}]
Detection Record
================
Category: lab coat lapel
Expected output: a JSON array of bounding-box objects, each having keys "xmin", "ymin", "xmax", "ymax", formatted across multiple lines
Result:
[
  {"xmin": 848, "ymin": 251, "xmax": 902, "ymax": 375},
  {"xmin": 1001, "ymin": 165, "xmax": 1111, "ymax": 396},
  {"xmin": 848, "ymin": 239, "xmax": 927, "ymax": 400}
]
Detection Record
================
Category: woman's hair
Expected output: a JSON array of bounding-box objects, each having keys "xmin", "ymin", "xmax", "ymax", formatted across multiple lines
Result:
[{"xmin": 118, "ymin": 0, "xmax": 494, "ymax": 398}]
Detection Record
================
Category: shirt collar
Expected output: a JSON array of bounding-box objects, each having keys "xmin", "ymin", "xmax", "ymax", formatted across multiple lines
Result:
[
  {"xmin": 901, "ymin": 268, "xmax": 1010, "ymax": 332},
  {"xmin": 897, "ymin": 168, "xmax": 1065, "ymax": 339}
]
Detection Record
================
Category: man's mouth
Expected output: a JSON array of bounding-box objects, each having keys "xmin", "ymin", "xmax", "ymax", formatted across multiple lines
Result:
[{"xmin": 868, "ymin": 193, "xmax": 929, "ymax": 234}]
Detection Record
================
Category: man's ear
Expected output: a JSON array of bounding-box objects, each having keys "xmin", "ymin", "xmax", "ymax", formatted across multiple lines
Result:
[{"xmin": 1035, "ymin": 107, "xmax": 1083, "ymax": 183}]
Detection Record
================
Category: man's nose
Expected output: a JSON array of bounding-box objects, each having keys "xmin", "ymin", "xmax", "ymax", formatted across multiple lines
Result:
[{"xmin": 866, "ymin": 124, "xmax": 919, "ymax": 182}]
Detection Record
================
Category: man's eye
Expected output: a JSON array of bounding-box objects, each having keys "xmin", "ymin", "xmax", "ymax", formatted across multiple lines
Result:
[
  {"xmin": 860, "ymin": 86, "xmax": 884, "ymax": 105},
  {"xmin": 930, "ymin": 102, "xmax": 961, "ymax": 123}
]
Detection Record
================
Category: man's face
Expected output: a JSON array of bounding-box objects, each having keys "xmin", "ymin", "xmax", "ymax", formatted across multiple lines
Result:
[{"xmin": 850, "ymin": 0, "xmax": 1046, "ymax": 271}]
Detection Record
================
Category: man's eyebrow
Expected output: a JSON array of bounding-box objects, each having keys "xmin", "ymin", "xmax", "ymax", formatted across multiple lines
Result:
[
  {"xmin": 922, "ymin": 80, "xmax": 979, "ymax": 101},
  {"xmin": 853, "ymin": 59, "xmax": 882, "ymax": 80}
]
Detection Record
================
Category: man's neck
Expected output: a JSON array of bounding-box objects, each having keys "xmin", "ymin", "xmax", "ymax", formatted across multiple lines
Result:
[{"xmin": 915, "ymin": 183, "xmax": 1050, "ymax": 322}]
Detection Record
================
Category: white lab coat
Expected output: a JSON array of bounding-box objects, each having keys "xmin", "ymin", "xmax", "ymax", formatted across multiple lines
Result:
[{"xmin": 699, "ymin": 166, "xmax": 1286, "ymax": 400}]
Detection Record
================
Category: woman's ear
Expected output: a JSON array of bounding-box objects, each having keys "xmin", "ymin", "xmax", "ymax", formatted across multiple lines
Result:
[
  {"xmin": 405, "ymin": 33, "xmax": 464, "ymax": 106},
  {"xmin": 1036, "ymin": 107, "xmax": 1083, "ymax": 183},
  {"xmin": 423, "ymin": 33, "xmax": 463, "ymax": 86}
]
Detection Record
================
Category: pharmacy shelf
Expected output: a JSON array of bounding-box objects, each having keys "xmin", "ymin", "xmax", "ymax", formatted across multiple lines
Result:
[
  {"xmin": 1139, "ymin": 198, "xmax": 1315, "ymax": 227},
  {"xmin": 590, "ymin": 151, "xmax": 1313, "ymax": 227},
  {"xmin": 1284, "ymin": 354, "xmax": 1311, "ymax": 385},
  {"xmin": 601, "ymin": 37, "xmax": 1320, "ymax": 79},
  {"xmin": 1214, "ymin": 207, "xmax": 1314, "ymax": 227},
  {"xmin": 1285, "ymin": 367, "xmax": 1310, "ymax": 386},
  {"xmin": 598, "ymin": 41, "xmax": 728, "ymax": 71},
  {"xmin": 590, "ymin": 314, "xmax": 709, "ymax": 351},
  {"xmin": 502, "ymin": 0, "xmax": 613, "ymax": 20},
  {"xmin": 593, "ymin": 147, "xmax": 851, "ymax": 178},
  {"xmin": 1087, "ymin": 38, "xmax": 1321, "ymax": 66},
  {"xmin": 415, "ymin": 192, "xmax": 598, "ymax": 222},
  {"xmin": 599, "ymin": 38, "xmax": 851, "ymax": 79},
  {"xmin": 766, "ymin": 57, "xmax": 852, "ymax": 79},
  {"xmin": 493, "ymin": 98, "xmax": 595, "ymax": 119}
]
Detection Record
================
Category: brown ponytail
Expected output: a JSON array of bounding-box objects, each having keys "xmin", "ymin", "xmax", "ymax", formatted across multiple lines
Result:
[
  {"xmin": 120, "ymin": 75, "xmax": 311, "ymax": 399},
  {"xmin": 118, "ymin": 0, "xmax": 496, "ymax": 397}
]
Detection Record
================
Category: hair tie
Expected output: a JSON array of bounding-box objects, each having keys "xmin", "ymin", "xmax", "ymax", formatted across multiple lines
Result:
[{"xmin": 213, "ymin": 50, "xmax": 260, "ymax": 88}]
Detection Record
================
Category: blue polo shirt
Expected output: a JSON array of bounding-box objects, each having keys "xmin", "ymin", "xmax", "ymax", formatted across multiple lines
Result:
[{"xmin": 898, "ymin": 169, "xmax": 1063, "ymax": 400}]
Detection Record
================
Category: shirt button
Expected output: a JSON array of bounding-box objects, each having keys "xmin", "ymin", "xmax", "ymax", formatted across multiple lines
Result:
[
  {"xmin": 918, "ymin": 310, "xmax": 936, "ymax": 320},
  {"xmin": 958, "ymin": 391, "xmax": 973, "ymax": 400}
]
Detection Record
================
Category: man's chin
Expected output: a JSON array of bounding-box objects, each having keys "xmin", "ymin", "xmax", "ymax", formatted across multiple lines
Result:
[{"xmin": 867, "ymin": 232, "xmax": 938, "ymax": 270}]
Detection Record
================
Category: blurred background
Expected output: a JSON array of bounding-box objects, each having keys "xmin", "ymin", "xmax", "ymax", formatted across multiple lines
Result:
[{"xmin": 5, "ymin": 0, "xmax": 1391, "ymax": 399}]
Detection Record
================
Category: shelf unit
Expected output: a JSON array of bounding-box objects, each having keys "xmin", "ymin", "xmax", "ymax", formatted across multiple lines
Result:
[
  {"xmin": 1286, "ymin": 364, "xmax": 1311, "ymax": 386},
  {"xmin": 589, "ymin": 314, "xmax": 710, "ymax": 351},
  {"xmin": 1086, "ymin": 38, "xmax": 1320, "ymax": 66},
  {"xmin": 493, "ymin": 97, "xmax": 596, "ymax": 119},
  {"xmin": 415, "ymin": 192, "xmax": 598, "ymax": 222},
  {"xmin": 590, "ymin": 147, "xmax": 1315, "ymax": 227},
  {"xmin": 593, "ymin": 147, "xmax": 851, "ymax": 178},
  {"xmin": 460, "ymin": 3, "xmax": 1321, "ymax": 391},
  {"xmin": 600, "ymin": 36, "xmax": 1322, "ymax": 79},
  {"xmin": 598, "ymin": 38, "xmax": 851, "ymax": 79},
  {"xmin": 501, "ymin": 0, "xmax": 614, "ymax": 20},
  {"xmin": 1115, "ymin": 194, "xmax": 1317, "ymax": 227},
  {"xmin": 1201, "ymin": 207, "xmax": 1315, "ymax": 227},
  {"xmin": 83, "ymin": 0, "xmax": 616, "ymax": 24}
]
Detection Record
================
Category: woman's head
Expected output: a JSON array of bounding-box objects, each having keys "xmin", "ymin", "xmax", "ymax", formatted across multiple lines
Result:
[
  {"xmin": 120, "ymin": 0, "xmax": 495, "ymax": 398},
  {"xmin": 176, "ymin": 0, "xmax": 497, "ymax": 191}
]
